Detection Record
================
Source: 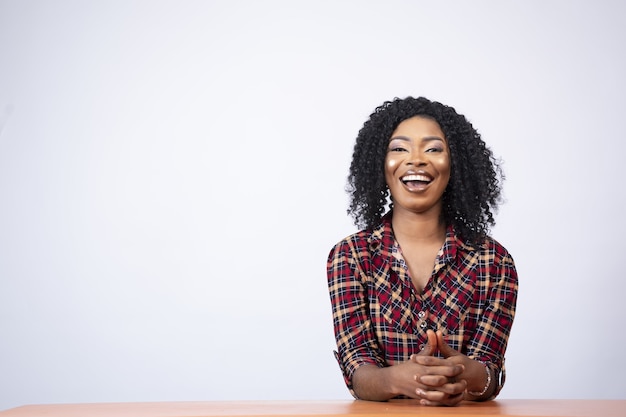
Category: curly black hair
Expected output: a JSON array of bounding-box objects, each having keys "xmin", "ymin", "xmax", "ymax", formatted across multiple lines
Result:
[{"xmin": 347, "ymin": 96, "xmax": 503, "ymax": 246}]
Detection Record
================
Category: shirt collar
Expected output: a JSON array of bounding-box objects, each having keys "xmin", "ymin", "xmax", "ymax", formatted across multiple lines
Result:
[
  {"xmin": 368, "ymin": 211, "xmax": 476, "ymax": 265},
  {"xmin": 367, "ymin": 212, "xmax": 394, "ymax": 259}
]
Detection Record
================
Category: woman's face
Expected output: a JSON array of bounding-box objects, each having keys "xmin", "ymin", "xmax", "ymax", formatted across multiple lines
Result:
[{"xmin": 384, "ymin": 116, "xmax": 451, "ymax": 217}]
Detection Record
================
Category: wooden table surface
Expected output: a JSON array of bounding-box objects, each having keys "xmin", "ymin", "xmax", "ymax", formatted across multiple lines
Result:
[{"xmin": 1, "ymin": 399, "xmax": 624, "ymax": 417}]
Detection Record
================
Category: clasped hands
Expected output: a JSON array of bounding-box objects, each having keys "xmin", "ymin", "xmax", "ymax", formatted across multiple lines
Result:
[{"xmin": 404, "ymin": 329, "xmax": 470, "ymax": 406}]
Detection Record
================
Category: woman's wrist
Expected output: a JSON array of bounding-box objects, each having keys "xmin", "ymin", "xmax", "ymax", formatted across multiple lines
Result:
[
  {"xmin": 352, "ymin": 364, "xmax": 397, "ymax": 401},
  {"xmin": 466, "ymin": 361, "xmax": 492, "ymax": 397}
]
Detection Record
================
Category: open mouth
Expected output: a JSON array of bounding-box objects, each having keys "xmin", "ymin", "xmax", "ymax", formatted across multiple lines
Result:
[{"xmin": 401, "ymin": 174, "xmax": 432, "ymax": 188}]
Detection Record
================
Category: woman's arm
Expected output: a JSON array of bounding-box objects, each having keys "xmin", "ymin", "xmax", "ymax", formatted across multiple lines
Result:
[
  {"xmin": 409, "ymin": 246, "xmax": 518, "ymax": 404},
  {"xmin": 465, "ymin": 250, "xmax": 518, "ymax": 399},
  {"xmin": 327, "ymin": 239, "xmax": 386, "ymax": 394},
  {"xmin": 415, "ymin": 249, "xmax": 518, "ymax": 403}
]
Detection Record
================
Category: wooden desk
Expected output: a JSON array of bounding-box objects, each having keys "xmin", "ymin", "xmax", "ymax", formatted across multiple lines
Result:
[{"xmin": 1, "ymin": 399, "xmax": 624, "ymax": 417}]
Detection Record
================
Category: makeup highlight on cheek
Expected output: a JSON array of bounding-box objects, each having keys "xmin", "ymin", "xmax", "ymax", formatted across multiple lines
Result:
[
  {"xmin": 386, "ymin": 157, "xmax": 400, "ymax": 170},
  {"xmin": 433, "ymin": 153, "xmax": 450, "ymax": 166}
]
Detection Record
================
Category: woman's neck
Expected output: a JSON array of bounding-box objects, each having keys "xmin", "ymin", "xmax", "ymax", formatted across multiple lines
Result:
[{"xmin": 391, "ymin": 207, "xmax": 446, "ymax": 244}]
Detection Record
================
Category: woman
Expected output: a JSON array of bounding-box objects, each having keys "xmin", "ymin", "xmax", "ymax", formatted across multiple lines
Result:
[{"xmin": 327, "ymin": 96, "xmax": 518, "ymax": 406}]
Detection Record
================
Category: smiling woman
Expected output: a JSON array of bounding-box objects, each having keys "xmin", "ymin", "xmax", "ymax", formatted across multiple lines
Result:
[
  {"xmin": 384, "ymin": 116, "xmax": 451, "ymax": 293},
  {"xmin": 385, "ymin": 117, "xmax": 451, "ymax": 224},
  {"xmin": 327, "ymin": 97, "xmax": 518, "ymax": 406}
]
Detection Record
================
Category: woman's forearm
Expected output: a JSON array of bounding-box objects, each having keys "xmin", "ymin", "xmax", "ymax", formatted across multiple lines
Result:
[{"xmin": 352, "ymin": 364, "xmax": 399, "ymax": 401}]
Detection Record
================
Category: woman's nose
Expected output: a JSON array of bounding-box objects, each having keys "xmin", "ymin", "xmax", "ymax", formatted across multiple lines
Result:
[{"xmin": 406, "ymin": 151, "xmax": 426, "ymax": 166}]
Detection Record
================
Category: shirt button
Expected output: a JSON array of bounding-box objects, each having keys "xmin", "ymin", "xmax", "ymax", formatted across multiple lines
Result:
[
  {"xmin": 418, "ymin": 311, "xmax": 425, "ymax": 319},
  {"xmin": 420, "ymin": 321, "xmax": 428, "ymax": 329}
]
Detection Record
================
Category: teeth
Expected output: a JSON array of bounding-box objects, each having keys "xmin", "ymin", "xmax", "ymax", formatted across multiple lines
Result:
[{"xmin": 402, "ymin": 174, "xmax": 431, "ymax": 182}]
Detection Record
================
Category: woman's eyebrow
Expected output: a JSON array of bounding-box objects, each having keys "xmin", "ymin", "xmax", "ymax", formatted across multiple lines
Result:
[
  {"xmin": 422, "ymin": 136, "xmax": 445, "ymax": 143},
  {"xmin": 389, "ymin": 135, "xmax": 445, "ymax": 142},
  {"xmin": 389, "ymin": 135, "xmax": 411, "ymax": 142}
]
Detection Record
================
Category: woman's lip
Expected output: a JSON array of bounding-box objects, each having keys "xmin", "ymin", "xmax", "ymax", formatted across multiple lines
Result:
[
  {"xmin": 401, "ymin": 178, "xmax": 431, "ymax": 192},
  {"xmin": 401, "ymin": 170, "xmax": 434, "ymax": 182},
  {"xmin": 401, "ymin": 174, "xmax": 432, "ymax": 182}
]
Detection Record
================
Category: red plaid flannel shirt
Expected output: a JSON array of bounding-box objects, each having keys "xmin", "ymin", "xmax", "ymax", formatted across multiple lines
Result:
[{"xmin": 327, "ymin": 213, "xmax": 518, "ymax": 398}]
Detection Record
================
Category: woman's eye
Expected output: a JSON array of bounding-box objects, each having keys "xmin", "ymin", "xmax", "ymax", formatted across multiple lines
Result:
[
  {"xmin": 389, "ymin": 147, "xmax": 407, "ymax": 152},
  {"xmin": 426, "ymin": 147, "xmax": 443, "ymax": 153}
]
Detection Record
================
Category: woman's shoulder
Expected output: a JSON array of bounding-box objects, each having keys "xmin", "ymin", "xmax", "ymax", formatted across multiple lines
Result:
[
  {"xmin": 474, "ymin": 234, "xmax": 516, "ymax": 266},
  {"xmin": 481, "ymin": 234, "xmax": 509, "ymax": 251},
  {"xmin": 330, "ymin": 228, "xmax": 375, "ymax": 253},
  {"xmin": 453, "ymin": 229, "xmax": 514, "ymax": 262}
]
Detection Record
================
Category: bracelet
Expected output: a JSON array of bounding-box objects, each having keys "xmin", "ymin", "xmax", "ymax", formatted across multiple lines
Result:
[{"xmin": 467, "ymin": 362, "xmax": 491, "ymax": 397}]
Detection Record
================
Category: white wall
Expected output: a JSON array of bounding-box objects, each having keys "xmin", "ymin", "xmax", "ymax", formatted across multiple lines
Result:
[{"xmin": 1, "ymin": 0, "xmax": 625, "ymax": 410}]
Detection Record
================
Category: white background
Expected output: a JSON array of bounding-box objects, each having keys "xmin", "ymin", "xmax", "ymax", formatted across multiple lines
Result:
[{"xmin": 1, "ymin": 0, "xmax": 625, "ymax": 410}]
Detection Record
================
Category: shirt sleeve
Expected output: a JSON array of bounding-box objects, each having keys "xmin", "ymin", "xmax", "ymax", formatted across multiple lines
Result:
[
  {"xmin": 466, "ymin": 247, "xmax": 518, "ymax": 398},
  {"xmin": 326, "ymin": 238, "xmax": 386, "ymax": 395}
]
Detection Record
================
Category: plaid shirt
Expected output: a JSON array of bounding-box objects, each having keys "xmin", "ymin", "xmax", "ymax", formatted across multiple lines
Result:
[{"xmin": 327, "ymin": 213, "xmax": 518, "ymax": 398}]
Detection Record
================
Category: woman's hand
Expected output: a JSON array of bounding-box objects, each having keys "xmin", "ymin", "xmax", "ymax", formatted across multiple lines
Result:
[
  {"xmin": 411, "ymin": 330, "xmax": 493, "ymax": 405},
  {"xmin": 353, "ymin": 329, "xmax": 485, "ymax": 405},
  {"xmin": 410, "ymin": 330, "xmax": 468, "ymax": 406},
  {"xmin": 352, "ymin": 329, "xmax": 462, "ymax": 401}
]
